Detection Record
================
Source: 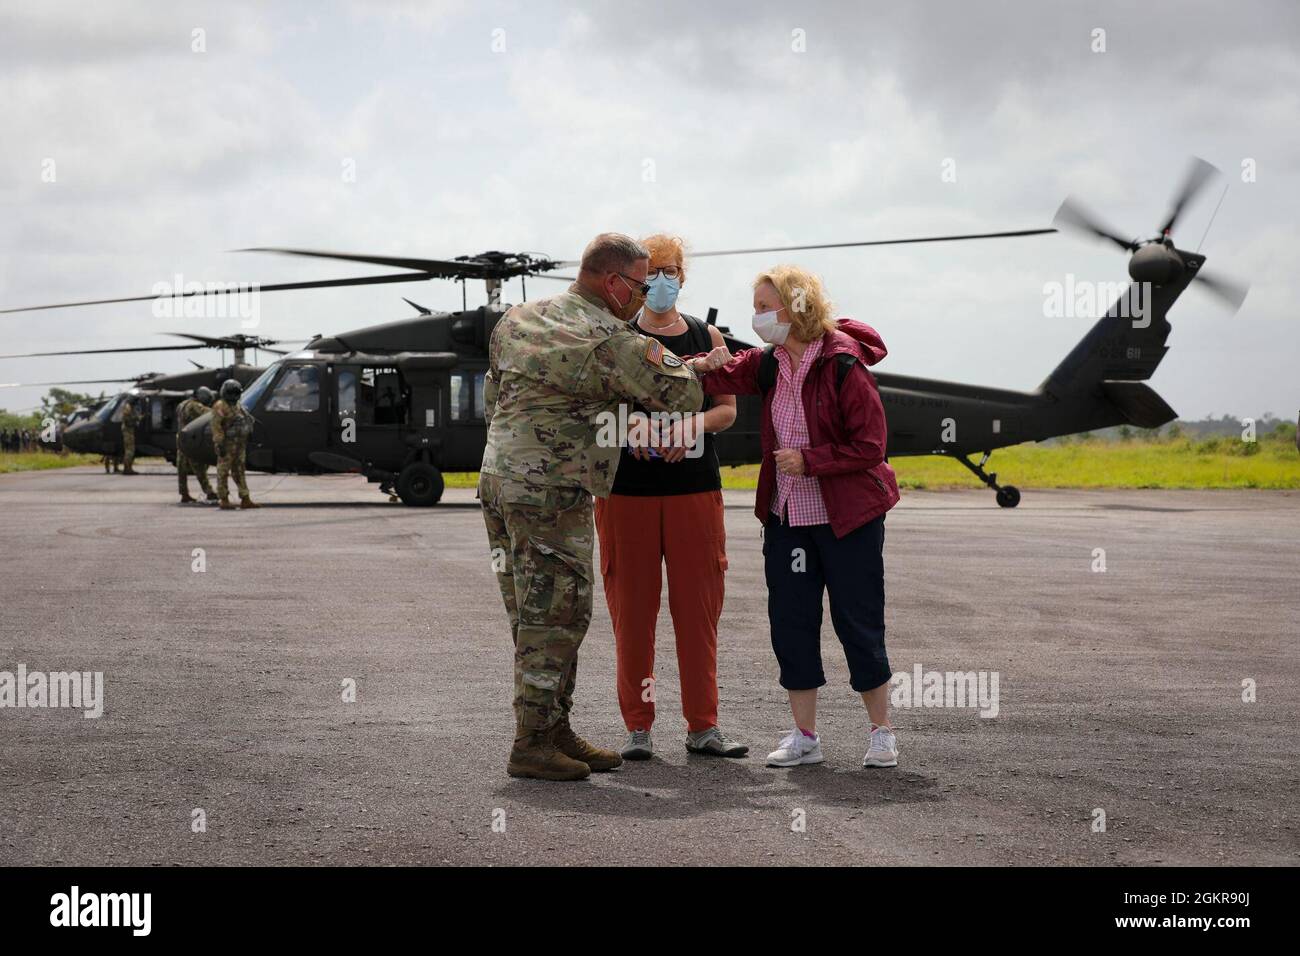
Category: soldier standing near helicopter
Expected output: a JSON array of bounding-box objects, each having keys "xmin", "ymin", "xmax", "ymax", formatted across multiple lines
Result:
[
  {"xmin": 176, "ymin": 386, "xmax": 219, "ymax": 504},
  {"xmin": 480, "ymin": 232, "xmax": 722, "ymax": 782},
  {"xmin": 119, "ymin": 398, "xmax": 140, "ymax": 474},
  {"xmin": 211, "ymin": 379, "xmax": 259, "ymax": 510}
]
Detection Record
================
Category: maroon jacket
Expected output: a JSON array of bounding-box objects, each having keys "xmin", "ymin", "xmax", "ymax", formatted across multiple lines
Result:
[{"xmin": 701, "ymin": 319, "xmax": 900, "ymax": 538}]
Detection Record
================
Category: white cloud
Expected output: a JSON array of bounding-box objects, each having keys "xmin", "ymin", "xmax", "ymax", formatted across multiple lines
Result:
[{"xmin": 0, "ymin": 0, "xmax": 1295, "ymax": 419}]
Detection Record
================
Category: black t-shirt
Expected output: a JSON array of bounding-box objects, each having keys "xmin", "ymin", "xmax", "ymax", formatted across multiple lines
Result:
[{"xmin": 610, "ymin": 312, "xmax": 722, "ymax": 497}]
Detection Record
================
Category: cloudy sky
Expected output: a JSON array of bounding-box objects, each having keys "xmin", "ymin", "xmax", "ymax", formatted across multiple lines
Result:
[{"xmin": 1, "ymin": 0, "xmax": 1297, "ymax": 420}]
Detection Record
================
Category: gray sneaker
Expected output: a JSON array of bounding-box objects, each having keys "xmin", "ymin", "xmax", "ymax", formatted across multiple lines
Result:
[
  {"xmin": 686, "ymin": 726, "xmax": 750, "ymax": 758},
  {"xmin": 621, "ymin": 729, "xmax": 653, "ymax": 760}
]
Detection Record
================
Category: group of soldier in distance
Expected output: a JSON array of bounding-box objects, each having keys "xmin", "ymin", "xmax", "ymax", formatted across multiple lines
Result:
[
  {"xmin": 107, "ymin": 379, "xmax": 259, "ymax": 509},
  {"xmin": 1, "ymin": 427, "xmax": 39, "ymax": 453}
]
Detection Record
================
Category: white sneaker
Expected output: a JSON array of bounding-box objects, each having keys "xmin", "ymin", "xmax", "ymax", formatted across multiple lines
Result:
[
  {"xmin": 621, "ymin": 729, "xmax": 653, "ymax": 760},
  {"xmin": 863, "ymin": 726, "xmax": 898, "ymax": 768},
  {"xmin": 766, "ymin": 729, "xmax": 824, "ymax": 767}
]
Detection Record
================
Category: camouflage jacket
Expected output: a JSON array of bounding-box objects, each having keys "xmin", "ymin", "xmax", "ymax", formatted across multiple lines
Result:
[
  {"xmin": 121, "ymin": 404, "xmax": 140, "ymax": 429},
  {"xmin": 480, "ymin": 282, "xmax": 703, "ymax": 497},
  {"xmin": 210, "ymin": 399, "xmax": 251, "ymax": 445},
  {"xmin": 175, "ymin": 398, "xmax": 209, "ymax": 438}
]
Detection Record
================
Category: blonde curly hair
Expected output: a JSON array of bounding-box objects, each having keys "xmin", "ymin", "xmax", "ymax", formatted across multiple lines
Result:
[{"xmin": 753, "ymin": 264, "xmax": 836, "ymax": 342}]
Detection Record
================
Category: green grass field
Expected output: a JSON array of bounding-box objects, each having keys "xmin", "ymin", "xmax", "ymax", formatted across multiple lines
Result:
[
  {"xmin": 0, "ymin": 451, "xmax": 102, "ymax": 474},
  {"xmin": 447, "ymin": 435, "xmax": 1300, "ymax": 491},
  {"xmin": 6, "ymin": 438, "xmax": 1296, "ymax": 489}
]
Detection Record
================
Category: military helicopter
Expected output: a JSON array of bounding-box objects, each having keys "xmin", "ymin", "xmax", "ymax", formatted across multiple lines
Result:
[
  {"xmin": 0, "ymin": 334, "xmax": 286, "ymax": 460},
  {"xmin": 1, "ymin": 159, "xmax": 1246, "ymax": 506}
]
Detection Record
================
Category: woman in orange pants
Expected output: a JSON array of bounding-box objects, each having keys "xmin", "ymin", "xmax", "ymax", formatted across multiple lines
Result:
[{"xmin": 594, "ymin": 234, "xmax": 748, "ymax": 760}]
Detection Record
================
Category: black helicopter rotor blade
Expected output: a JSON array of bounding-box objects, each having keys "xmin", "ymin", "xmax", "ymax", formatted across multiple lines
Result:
[
  {"xmin": 685, "ymin": 228, "xmax": 1058, "ymax": 260},
  {"xmin": 529, "ymin": 274, "xmax": 579, "ymax": 282},
  {"xmin": 1194, "ymin": 268, "xmax": 1249, "ymax": 311},
  {"xmin": 240, "ymin": 247, "xmax": 483, "ymax": 279},
  {"xmin": 1052, "ymin": 198, "xmax": 1137, "ymax": 252},
  {"xmin": 165, "ymin": 332, "xmax": 301, "ymax": 356},
  {"xmin": 1160, "ymin": 156, "xmax": 1219, "ymax": 235},
  {"xmin": 0, "ymin": 344, "xmax": 207, "ymax": 359},
  {"xmin": 0, "ymin": 271, "xmax": 438, "ymax": 315},
  {"xmin": 0, "ymin": 378, "xmax": 137, "ymax": 389},
  {"xmin": 165, "ymin": 332, "xmax": 296, "ymax": 346},
  {"xmin": 167, "ymin": 332, "xmax": 241, "ymax": 346}
]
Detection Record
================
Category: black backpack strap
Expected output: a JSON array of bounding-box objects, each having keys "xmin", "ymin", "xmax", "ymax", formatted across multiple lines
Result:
[
  {"xmin": 757, "ymin": 346, "xmax": 778, "ymax": 396},
  {"xmin": 679, "ymin": 312, "xmax": 715, "ymax": 356},
  {"xmin": 760, "ymin": 348, "xmax": 856, "ymax": 396},
  {"xmin": 835, "ymin": 352, "xmax": 858, "ymax": 388}
]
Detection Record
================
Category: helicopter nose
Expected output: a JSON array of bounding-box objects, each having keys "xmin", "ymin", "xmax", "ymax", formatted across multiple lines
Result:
[
  {"xmin": 180, "ymin": 413, "xmax": 217, "ymax": 466},
  {"xmin": 63, "ymin": 422, "xmax": 95, "ymax": 453}
]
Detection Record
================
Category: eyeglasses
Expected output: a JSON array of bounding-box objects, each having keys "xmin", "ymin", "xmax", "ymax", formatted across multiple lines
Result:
[
  {"xmin": 615, "ymin": 273, "xmax": 650, "ymax": 296},
  {"xmin": 646, "ymin": 266, "xmax": 680, "ymax": 280}
]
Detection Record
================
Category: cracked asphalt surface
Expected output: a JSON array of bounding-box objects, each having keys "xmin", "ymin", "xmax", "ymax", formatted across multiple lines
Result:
[{"xmin": 1, "ymin": 466, "xmax": 1296, "ymax": 866}]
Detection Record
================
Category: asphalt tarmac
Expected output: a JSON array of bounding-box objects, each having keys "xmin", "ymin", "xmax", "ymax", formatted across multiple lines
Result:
[{"xmin": 1, "ymin": 466, "xmax": 1296, "ymax": 866}]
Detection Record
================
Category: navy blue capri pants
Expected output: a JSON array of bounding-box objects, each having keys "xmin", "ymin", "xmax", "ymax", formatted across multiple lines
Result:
[{"xmin": 763, "ymin": 513, "xmax": 891, "ymax": 692}]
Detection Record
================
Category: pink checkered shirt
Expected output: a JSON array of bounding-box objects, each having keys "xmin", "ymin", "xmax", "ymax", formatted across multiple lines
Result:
[{"xmin": 770, "ymin": 336, "xmax": 829, "ymax": 526}]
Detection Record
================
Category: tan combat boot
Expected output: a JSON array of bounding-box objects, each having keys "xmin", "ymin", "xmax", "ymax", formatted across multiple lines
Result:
[
  {"xmin": 507, "ymin": 724, "xmax": 591, "ymax": 781},
  {"xmin": 239, "ymin": 497, "xmax": 261, "ymax": 509},
  {"xmin": 553, "ymin": 715, "xmax": 623, "ymax": 771},
  {"xmin": 218, "ymin": 499, "xmax": 236, "ymax": 511}
]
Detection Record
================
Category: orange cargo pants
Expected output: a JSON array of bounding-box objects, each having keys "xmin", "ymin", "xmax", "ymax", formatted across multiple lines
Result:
[{"xmin": 594, "ymin": 490, "xmax": 727, "ymax": 734}]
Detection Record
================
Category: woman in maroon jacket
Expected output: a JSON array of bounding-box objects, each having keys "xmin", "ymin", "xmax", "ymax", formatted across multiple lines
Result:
[{"xmin": 687, "ymin": 265, "xmax": 902, "ymax": 770}]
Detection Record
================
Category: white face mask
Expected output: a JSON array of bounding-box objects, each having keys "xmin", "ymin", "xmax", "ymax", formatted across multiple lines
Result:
[{"xmin": 752, "ymin": 308, "xmax": 789, "ymax": 345}]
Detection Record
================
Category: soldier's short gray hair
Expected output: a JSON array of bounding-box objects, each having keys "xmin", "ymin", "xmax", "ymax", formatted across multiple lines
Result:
[{"xmin": 579, "ymin": 233, "xmax": 649, "ymax": 275}]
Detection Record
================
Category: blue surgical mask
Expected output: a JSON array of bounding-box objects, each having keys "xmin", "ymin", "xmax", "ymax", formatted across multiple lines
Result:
[
  {"xmin": 752, "ymin": 308, "xmax": 789, "ymax": 345},
  {"xmin": 644, "ymin": 273, "xmax": 681, "ymax": 314}
]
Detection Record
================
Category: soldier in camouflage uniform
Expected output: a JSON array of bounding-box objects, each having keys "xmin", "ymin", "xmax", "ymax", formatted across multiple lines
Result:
[
  {"xmin": 480, "ymin": 233, "xmax": 705, "ymax": 781},
  {"xmin": 211, "ymin": 378, "xmax": 259, "ymax": 510},
  {"xmin": 119, "ymin": 399, "xmax": 140, "ymax": 474},
  {"xmin": 177, "ymin": 386, "xmax": 218, "ymax": 504}
]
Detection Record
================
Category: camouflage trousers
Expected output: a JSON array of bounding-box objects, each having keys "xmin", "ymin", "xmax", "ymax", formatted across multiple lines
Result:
[
  {"xmin": 479, "ymin": 472, "xmax": 594, "ymax": 732},
  {"xmin": 177, "ymin": 450, "xmax": 215, "ymax": 497},
  {"xmin": 102, "ymin": 455, "xmax": 119, "ymax": 473},
  {"xmin": 215, "ymin": 437, "xmax": 249, "ymax": 502},
  {"xmin": 121, "ymin": 432, "xmax": 135, "ymax": 469}
]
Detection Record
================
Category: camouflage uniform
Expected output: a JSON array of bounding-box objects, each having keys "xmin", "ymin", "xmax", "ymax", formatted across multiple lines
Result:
[
  {"xmin": 480, "ymin": 282, "xmax": 703, "ymax": 733},
  {"xmin": 176, "ymin": 397, "xmax": 216, "ymax": 499},
  {"xmin": 120, "ymin": 402, "xmax": 140, "ymax": 472},
  {"xmin": 211, "ymin": 398, "xmax": 252, "ymax": 503}
]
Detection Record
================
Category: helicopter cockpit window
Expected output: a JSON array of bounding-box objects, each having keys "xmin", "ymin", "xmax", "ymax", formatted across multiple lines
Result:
[
  {"xmin": 265, "ymin": 366, "xmax": 320, "ymax": 413},
  {"xmin": 450, "ymin": 371, "xmax": 486, "ymax": 422},
  {"xmin": 150, "ymin": 398, "xmax": 165, "ymax": 430},
  {"xmin": 110, "ymin": 397, "xmax": 135, "ymax": 423},
  {"xmin": 93, "ymin": 395, "xmax": 124, "ymax": 424},
  {"xmin": 240, "ymin": 364, "xmax": 279, "ymax": 412}
]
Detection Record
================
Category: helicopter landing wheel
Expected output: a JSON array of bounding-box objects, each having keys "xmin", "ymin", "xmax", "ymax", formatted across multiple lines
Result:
[
  {"xmin": 957, "ymin": 452, "xmax": 1022, "ymax": 509},
  {"xmin": 396, "ymin": 461, "xmax": 445, "ymax": 506}
]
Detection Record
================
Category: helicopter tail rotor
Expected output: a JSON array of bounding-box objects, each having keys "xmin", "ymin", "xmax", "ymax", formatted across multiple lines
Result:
[{"xmin": 1053, "ymin": 157, "xmax": 1249, "ymax": 312}]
